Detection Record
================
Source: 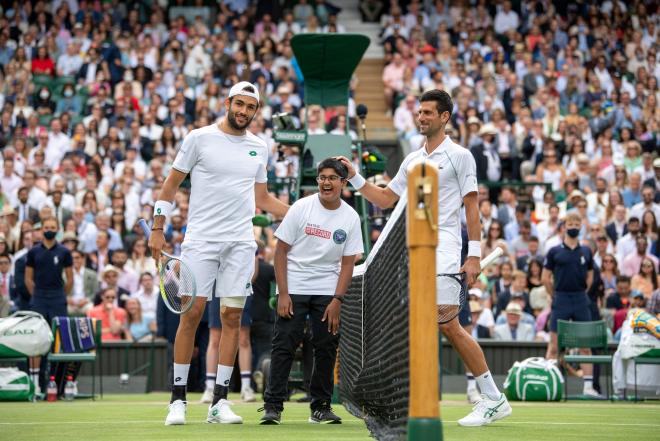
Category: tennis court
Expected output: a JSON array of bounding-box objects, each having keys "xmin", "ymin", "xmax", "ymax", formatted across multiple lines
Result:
[{"xmin": 0, "ymin": 393, "xmax": 657, "ymax": 441}]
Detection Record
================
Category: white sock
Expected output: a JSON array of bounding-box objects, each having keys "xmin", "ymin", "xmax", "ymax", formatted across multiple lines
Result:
[
  {"xmin": 216, "ymin": 364, "xmax": 233, "ymax": 387},
  {"xmin": 173, "ymin": 363, "xmax": 190, "ymax": 386},
  {"xmin": 29, "ymin": 368, "xmax": 39, "ymax": 388},
  {"xmin": 476, "ymin": 371, "xmax": 500, "ymax": 401},
  {"xmin": 466, "ymin": 372, "xmax": 477, "ymax": 391},
  {"xmin": 205, "ymin": 372, "xmax": 216, "ymax": 391},
  {"xmin": 583, "ymin": 376, "xmax": 593, "ymax": 391},
  {"xmin": 240, "ymin": 371, "xmax": 251, "ymax": 391}
]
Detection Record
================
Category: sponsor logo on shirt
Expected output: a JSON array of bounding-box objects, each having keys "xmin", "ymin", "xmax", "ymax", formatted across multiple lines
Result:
[
  {"xmin": 305, "ymin": 224, "xmax": 331, "ymax": 239},
  {"xmin": 249, "ymin": 150, "xmax": 257, "ymax": 156},
  {"xmin": 54, "ymin": 256, "xmax": 59, "ymax": 265},
  {"xmin": 333, "ymin": 229, "xmax": 347, "ymax": 244}
]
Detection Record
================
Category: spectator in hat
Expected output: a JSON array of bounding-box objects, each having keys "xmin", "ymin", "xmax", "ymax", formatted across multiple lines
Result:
[
  {"xmin": 470, "ymin": 122, "xmax": 500, "ymax": 183},
  {"xmin": 493, "ymin": 303, "xmax": 535, "ymax": 341},
  {"xmin": 94, "ymin": 264, "xmax": 130, "ymax": 308},
  {"xmin": 468, "ymin": 288, "xmax": 494, "ymax": 339},
  {"xmin": 631, "ymin": 290, "xmax": 646, "ymax": 310}
]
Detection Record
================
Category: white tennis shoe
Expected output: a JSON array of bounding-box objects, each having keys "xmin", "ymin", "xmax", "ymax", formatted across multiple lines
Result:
[
  {"xmin": 458, "ymin": 393, "xmax": 512, "ymax": 427},
  {"xmin": 165, "ymin": 400, "xmax": 187, "ymax": 425},
  {"xmin": 207, "ymin": 399, "xmax": 243, "ymax": 424},
  {"xmin": 200, "ymin": 387, "xmax": 214, "ymax": 403},
  {"xmin": 241, "ymin": 386, "xmax": 256, "ymax": 402}
]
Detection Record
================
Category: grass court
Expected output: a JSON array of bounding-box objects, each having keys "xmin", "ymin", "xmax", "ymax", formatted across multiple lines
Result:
[{"xmin": 0, "ymin": 393, "xmax": 658, "ymax": 440}]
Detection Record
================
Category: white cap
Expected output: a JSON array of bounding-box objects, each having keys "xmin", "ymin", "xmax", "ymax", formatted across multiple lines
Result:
[{"xmin": 228, "ymin": 81, "xmax": 260, "ymax": 102}]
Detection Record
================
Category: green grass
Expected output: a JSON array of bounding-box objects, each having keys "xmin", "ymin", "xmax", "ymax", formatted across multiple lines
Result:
[{"xmin": 0, "ymin": 393, "xmax": 658, "ymax": 440}]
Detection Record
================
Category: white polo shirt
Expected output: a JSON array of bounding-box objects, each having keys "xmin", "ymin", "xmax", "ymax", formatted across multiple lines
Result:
[
  {"xmin": 172, "ymin": 123, "xmax": 268, "ymax": 242},
  {"xmin": 388, "ymin": 136, "xmax": 478, "ymax": 256},
  {"xmin": 275, "ymin": 194, "xmax": 364, "ymax": 295}
]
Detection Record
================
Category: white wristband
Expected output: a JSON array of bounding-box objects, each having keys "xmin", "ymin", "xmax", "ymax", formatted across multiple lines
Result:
[
  {"xmin": 153, "ymin": 200, "xmax": 173, "ymax": 219},
  {"xmin": 348, "ymin": 173, "xmax": 366, "ymax": 190},
  {"xmin": 467, "ymin": 241, "xmax": 481, "ymax": 258}
]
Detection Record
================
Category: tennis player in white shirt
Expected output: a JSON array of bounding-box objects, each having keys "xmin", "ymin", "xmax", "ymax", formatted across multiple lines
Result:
[
  {"xmin": 337, "ymin": 89, "xmax": 511, "ymax": 427},
  {"xmin": 148, "ymin": 82, "xmax": 288, "ymax": 426},
  {"xmin": 259, "ymin": 158, "xmax": 363, "ymax": 425}
]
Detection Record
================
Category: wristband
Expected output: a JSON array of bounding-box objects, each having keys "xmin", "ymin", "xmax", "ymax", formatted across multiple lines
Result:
[
  {"xmin": 333, "ymin": 294, "xmax": 345, "ymax": 303},
  {"xmin": 467, "ymin": 241, "xmax": 481, "ymax": 258},
  {"xmin": 154, "ymin": 200, "xmax": 173, "ymax": 219},
  {"xmin": 348, "ymin": 173, "xmax": 366, "ymax": 190}
]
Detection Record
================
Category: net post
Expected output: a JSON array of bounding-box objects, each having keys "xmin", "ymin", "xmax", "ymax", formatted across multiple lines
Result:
[{"xmin": 406, "ymin": 160, "xmax": 443, "ymax": 441}]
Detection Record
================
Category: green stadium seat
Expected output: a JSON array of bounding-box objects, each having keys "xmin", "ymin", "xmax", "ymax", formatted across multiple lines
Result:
[
  {"xmin": 302, "ymin": 133, "xmax": 352, "ymax": 177},
  {"xmin": 632, "ymin": 350, "xmax": 660, "ymax": 402},
  {"xmin": 557, "ymin": 319, "xmax": 613, "ymax": 400},
  {"xmin": 47, "ymin": 318, "xmax": 103, "ymax": 400},
  {"xmin": 38, "ymin": 114, "xmax": 53, "ymax": 127}
]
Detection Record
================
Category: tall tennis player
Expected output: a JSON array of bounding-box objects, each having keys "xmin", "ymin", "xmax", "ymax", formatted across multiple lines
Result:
[
  {"xmin": 149, "ymin": 81, "xmax": 289, "ymax": 426},
  {"xmin": 337, "ymin": 89, "xmax": 512, "ymax": 426}
]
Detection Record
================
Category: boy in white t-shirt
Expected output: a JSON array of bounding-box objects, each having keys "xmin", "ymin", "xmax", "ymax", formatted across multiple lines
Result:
[{"xmin": 260, "ymin": 158, "xmax": 363, "ymax": 425}]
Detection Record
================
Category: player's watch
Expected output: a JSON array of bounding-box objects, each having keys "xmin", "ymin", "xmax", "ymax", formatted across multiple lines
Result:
[{"xmin": 332, "ymin": 295, "xmax": 345, "ymax": 304}]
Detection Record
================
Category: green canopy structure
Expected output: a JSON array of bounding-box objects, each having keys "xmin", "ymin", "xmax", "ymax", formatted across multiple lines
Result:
[{"xmin": 291, "ymin": 33, "xmax": 370, "ymax": 107}]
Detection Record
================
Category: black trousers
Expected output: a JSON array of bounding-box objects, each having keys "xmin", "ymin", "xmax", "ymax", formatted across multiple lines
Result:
[{"xmin": 264, "ymin": 295, "xmax": 338, "ymax": 410}]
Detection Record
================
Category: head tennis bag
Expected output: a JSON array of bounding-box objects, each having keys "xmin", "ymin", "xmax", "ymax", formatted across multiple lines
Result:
[
  {"xmin": 0, "ymin": 311, "xmax": 54, "ymax": 357},
  {"xmin": 503, "ymin": 357, "xmax": 564, "ymax": 401},
  {"xmin": 0, "ymin": 368, "xmax": 34, "ymax": 401}
]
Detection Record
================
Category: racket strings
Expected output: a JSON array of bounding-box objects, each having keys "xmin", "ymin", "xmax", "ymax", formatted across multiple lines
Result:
[{"xmin": 159, "ymin": 257, "xmax": 195, "ymax": 313}]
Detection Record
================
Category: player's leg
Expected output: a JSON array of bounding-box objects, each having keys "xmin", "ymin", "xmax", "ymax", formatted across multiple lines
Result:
[
  {"xmin": 202, "ymin": 297, "xmax": 221, "ymax": 403},
  {"xmin": 166, "ymin": 240, "xmax": 218, "ymax": 425},
  {"xmin": 206, "ymin": 241, "xmax": 256, "ymax": 424},
  {"xmin": 261, "ymin": 294, "xmax": 310, "ymax": 424},
  {"xmin": 573, "ymin": 293, "xmax": 599, "ymax": 397},
  {"xmin": 306, "ymin": 295, "xmax": 341, "ymax": 424},
  {"xmin": 440, "ymin": 317, "xmax": 512, "ymax": 426},
  {"xmin": 239, "ymin": 297, "xmax": 255, "ymax": 402},
  {"xmin": 458, "ymin": 300, "xmax": 480, "ymax": 403}
]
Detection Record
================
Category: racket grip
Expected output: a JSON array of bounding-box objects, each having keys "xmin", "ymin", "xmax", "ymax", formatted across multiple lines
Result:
[
  {"xmin": 480, "ymin": 247, "xmax": 503, "ymax": 270},
  {"xmin": 138, "ymin": 219, "xmax": 151, "ymax": 239}
]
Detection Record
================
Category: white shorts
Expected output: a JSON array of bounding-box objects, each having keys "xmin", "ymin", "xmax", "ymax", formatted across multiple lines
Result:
[
  {"xmin": 436, "ymin": 249, "xmax": 461, "ymax": 306},
  {"xmin": 180, "ymin": 239, "xmax": 257, "ymax": 299}
]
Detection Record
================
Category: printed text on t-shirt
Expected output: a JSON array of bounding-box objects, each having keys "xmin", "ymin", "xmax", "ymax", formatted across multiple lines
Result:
[{"xmin": 305, "ymin": 224, "xmax": 331, "ymax": 239}]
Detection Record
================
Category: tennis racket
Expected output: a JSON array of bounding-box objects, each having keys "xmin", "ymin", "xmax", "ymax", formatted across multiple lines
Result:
[
  {"xmin": 436, "ymin": 247, "xmax": 503, "ymax": 324},
  {"xmin": 138, "ymin": 219, "xmax": 197, "ymax": 315}
]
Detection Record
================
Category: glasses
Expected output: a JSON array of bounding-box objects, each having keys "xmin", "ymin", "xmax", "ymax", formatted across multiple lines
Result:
[
  {"xmin": 104, "ymin": 296, "xmax": 116, "ymax": 300},
  {"xmin": 603, "ymin": 259, "xmax": 614, "ymax": 263},
  {"xmin": 316, "ymin": 175, "xmax": 342, "ymax": 183}
]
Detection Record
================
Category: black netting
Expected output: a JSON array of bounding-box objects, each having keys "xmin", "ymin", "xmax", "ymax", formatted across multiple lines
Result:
[{"xmin": 340, "ymin": 203, "xmax": 409, "ymax": 441}]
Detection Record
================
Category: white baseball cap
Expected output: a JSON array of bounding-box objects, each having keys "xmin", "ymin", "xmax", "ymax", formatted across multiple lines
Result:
[{"xmin": 228, "ymin": 81, "xmax": 260, "ymax": 102}]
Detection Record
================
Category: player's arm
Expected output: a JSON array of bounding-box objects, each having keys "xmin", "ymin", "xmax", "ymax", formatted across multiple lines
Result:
[
  {"xmin": 149, "ymin": 168, "xmax": 187, "ymax": 260},
  {"xmin": 542, "ymin": 268, "xmax": 554, "ymax": 297},
  {"xmin": 255, "ymin": 182, "xmax": 289, "ymax": 218},
  {"xmin": 25, "ymin": 266, "xmax": 34, "ymax": 295},
  {"xmin": 64, "ymin": 266, "xmax": 73, "ymax": 296},
  {"xmin": 461, "ymin": 191, "xmax": 481, "ymax": 286},
  {"xmin": 323, "ymin": 254, "xmax": 357, "ymax": 335},
  {"xmin": 274, "ymin": 239, "xmax": 294, "ymax": 318},
  {"xmin": 336, "ymin": 156, "xmax": 399, "ymax": 208}
]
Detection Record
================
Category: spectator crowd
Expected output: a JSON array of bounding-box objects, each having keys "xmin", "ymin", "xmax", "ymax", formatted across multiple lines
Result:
[
  {"xmin": 375, "ymin": 0, "xmax": 660, "ymax": 342},
  {"xmin": 0, "ymin": 0, "xmax": 658, "ymax": 363}
]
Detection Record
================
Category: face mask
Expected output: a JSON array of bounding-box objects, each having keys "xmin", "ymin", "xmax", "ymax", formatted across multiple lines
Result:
[
  {"xmin": 63, "ymin": 89, "xmax": 73, "ymax": 98},
  {"xmin": 43, "ymin": 230, "xmax": 57, "ymax": 240},
  {"xmin": 567, "ymin": 228, "xmax": 580, "ymax": 238},
  {"xmin": 40, "ymin": 91, "xmax": 49, "ymax": 100}
]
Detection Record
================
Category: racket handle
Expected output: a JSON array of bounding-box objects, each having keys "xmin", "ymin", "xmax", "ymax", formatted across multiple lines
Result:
[
  {"xmin": 480, "ymin": 247, "xmax": 503, "ymax": 270},
  {"xmin": 138, "ymin": 219, "xmax": 151, "ymax": 239}
]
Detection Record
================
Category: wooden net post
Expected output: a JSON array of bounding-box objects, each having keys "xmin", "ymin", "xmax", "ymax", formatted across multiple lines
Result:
[{"xmin": 406, "ymin": 160, "xmax": 443, "ymax": 441}]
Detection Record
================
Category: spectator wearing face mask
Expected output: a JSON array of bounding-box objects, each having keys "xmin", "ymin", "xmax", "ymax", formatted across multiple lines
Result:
[{"xmin": 55, "ymin": 83, "xmax": 83, "ymax": 116}]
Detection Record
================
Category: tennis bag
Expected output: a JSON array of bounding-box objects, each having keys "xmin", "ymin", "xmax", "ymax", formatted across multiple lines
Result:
[
  {"xmin": 503, "ymin": 357, "xmax": 564, "ymax": 401},
  {"xmin": 0, "ymin": 367, "xmax": 34, "ymax": 401},
  {"xmin": 0, "ymin": 311, "xmax": 53, "ymax": 357}
]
